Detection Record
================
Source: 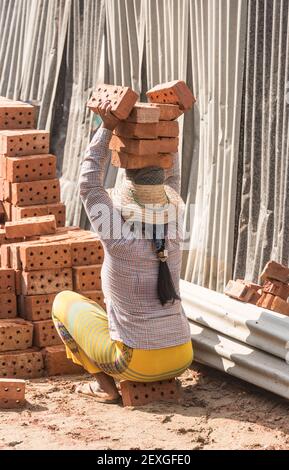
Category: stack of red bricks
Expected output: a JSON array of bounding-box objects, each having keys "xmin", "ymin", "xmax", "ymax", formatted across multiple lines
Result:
[
  {"xmin": 0, "ymin": 223, "xmax": 105, "ymax": 378},
  {"xmin": 87, "ymin": 81, "xmax": 195, "ymax": 170},
  {"xmin": 225, "ymin": 260, "xmax": 289, "ymax": 316},
  {"xmin": 0, "ymin": 96, "xmax": 65, "ymax": 226}
]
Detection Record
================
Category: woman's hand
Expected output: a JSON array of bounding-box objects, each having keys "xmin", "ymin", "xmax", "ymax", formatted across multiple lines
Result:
[{"xmin": 98, "ymin": 100, "xmax": 120, "ymax": 131}]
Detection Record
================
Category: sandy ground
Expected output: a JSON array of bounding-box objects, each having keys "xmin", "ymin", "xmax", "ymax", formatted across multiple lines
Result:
[{"xmin": 1, "ymin": 364, "xmax": 289, "ymax": 451}]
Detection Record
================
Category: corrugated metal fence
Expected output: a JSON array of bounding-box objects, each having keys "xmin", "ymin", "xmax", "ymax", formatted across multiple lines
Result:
[{"xmin": 0, "ymin": 0, "xmax": 288, "ymax": 291}]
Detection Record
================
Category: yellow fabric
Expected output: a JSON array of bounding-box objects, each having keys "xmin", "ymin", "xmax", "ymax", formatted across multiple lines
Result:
[{"xmin": 52, "ymin": 290, "xmax": 193, "ymax": 382}]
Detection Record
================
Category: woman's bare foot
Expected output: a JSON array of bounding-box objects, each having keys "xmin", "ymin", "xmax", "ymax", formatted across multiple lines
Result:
[{"xmin": 75, "ymin": 372, "xmax": 121, "ymax": 403}]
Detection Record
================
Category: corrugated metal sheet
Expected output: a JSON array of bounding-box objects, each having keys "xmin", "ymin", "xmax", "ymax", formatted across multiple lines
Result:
[
  {"xmin": 234, "ymin": 0, "xmax": 289, "ymax": 282},
  {"xmin": 180, "ymin": 279, "xmax": 289, "ymax": 361},
  {"xmin": 189, "ymin": 320, "xmax": 289, "ymax": 400}
]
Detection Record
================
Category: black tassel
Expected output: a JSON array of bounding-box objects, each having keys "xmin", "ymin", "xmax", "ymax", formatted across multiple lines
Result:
[
  {"xmin": 151, "ymin": 223, "xmax": 181, "ymax": 306},
  {"xmin": 157, "ymin": 259, "xmax": 181, "ymax": 306}
]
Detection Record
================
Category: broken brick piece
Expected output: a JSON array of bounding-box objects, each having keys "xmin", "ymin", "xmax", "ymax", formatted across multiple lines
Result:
[
  {"xmin": 0, "ymin": 319, "xmax": 33, "ymax": 352},
  {"xmin": 263, "ymin": 279, "xmax": 289, "ymax": 300},
  {"xmin": 70, "ymin": 238, "xmax": 104, "ymax": 266},
  {"xmin": 0, "ymin": 293, "xmax": 17, "ymax": 319},
  {"xmin": 72, "ymin": 265, "xmax": 102, "ymax": 291},
  {"xmin": 42, "ymin": 345, "xmax": 84, "ymax": 376},
  {"xmin": 76, "ymin": 290, "xmax": 106, "ymax": 310},
  {"xmin": 146, "ymin": 80, "xmax": 195, "ymax": 111},
  {"xmin": 19, "ymin": 241, "xmax": 71, "ymax": 271},
  {"xmin": 0, "ymin": 129, "xmax": 49, "ymax": 157},
  {"xmin": 10, "ymin": 178, "xmax": 60, "ymax": 206},
  {"xmin": 87, "ymin": 84, "xmax": 138, "ymax": 120},
  {"xmin": 0, "ymin": 348, "xmax": 44, "ymax": 379},
  {"xmin": 153, "ymin": 103, "xmax": 183, "ymax": 121},
  {"xmin": 33, "ymin": 319, "xmax": 62, "ymax": 348},
  {"xmin": 19, "ymin": 294, "xmax": 56, "ymax": 321},
  {"xmin": 0, "ymin": 378, "xmax": 25, "ymax": 409},
  {"xmin": 21, "ymin": 268, "xmax": 73, "ymax": 295},
  {"xmin": 5, "ymin": 215, "xmax": 57, "ymax": 239},
  {"xmin": 111, "ymin": 151, "xmax": 174, "ymax": 170},
  {"xmin": 0, "ymin": 100, "xmax": 35, "ymax": 130},
  {"xmin": 260, "ymin": 260, "xmax": 289, "ymax": 284},
  {"xmin": 126, "ymin": 103, "xmax": 160, "ymax": 123},
  {"xmin": 120, "ymin": 378, "xmax": 181, "ymax": 407},
  {"xmin": 224, "ymin": 279, "xmax": 261, "ymax": 303},
  {"xmin": 109, "ymin": 134, "xmax": 178, "ymax": 155},
  {"xmin": 12, "ymin": 202, "xmax": 66, "ymax": 228},
  {"xmin": 0, "ymin": 268, "xmax": 15, "ymax": 294},
  {"xmin": 5, "ymin": 153, "xmax": 56, "ymax": 183}
]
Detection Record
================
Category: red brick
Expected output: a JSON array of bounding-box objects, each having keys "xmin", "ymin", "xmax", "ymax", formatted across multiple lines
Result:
[
  {"xmin": 0, "ymin": 100, "xmax": 36, "ymax": 129},
  {"xmin": 109, "ymin": 134, "xmax": 178, "ymax": 155},
  {"xmin": 70, "ymin": 238, "xmax": 104, "ymax": 266},
  {"xmin": 2, "ymin": 201, "xmax": 11, "ymax": 221},
  {"xmin": 111, "ymin": 151, "xmax": 174, "ymax": 170},
  {"xmin": 153, "ymin": 103, "xmax": 183, "ymax": 121},
  {"xmin": 126, "ymin": 103, "xmax": 160, "ymax": 123},
  {"xmin": 0, "ymin": 348, "xmax": 44, "ymax": 379},
  {"xmin": 42, "ymin": 345, "xmax": 84, "ymax": 376},
  {"xmin": 15, "ymin": 269, "xmax": 21, "ymax": 295},
  {"xmin": 0, "ymin": 130, "xmax": 49, "ymax": 157},
  {"xmin": 19, "ymin": 241, "xmax": 71, "ymax": 271},
  {"xmin": 5, "ymin": 215, "xmax": 56, "ymax": 239},
  {"xmin": 0, "ymin": 293, "xmax": 17, "ymax": 319},
  {"xmin": 76, "ymin": 290, "xmax": 106, "ymax": 310},
  {"xmin": 0, "ymin": 177, "xmax": 11, "ymax": 201},
  {"xmin": 87, "ymin": 84, "xmax": 138, "ymax": 120},
  {"xmin": 33, "ymin": 320, "xmax": 62, "ymax": 348},
  {"xmin": 72, "ymin": 265, "xmax": 102, "ymax": 291},
  {"xmin": 19, "ymin": 293, "xmax": 56, "ymax": 321},
  {"xmin": 10, "ymin": 178, "xmax": 60, "ymax": 206},
  {"xmin": 256, "ymin": 293, "xmax": 275, "ymax": 310},
  {"xmin": 120, "ymin": 378, "xmax": 181, "ymax": 407},
  {"xmin": 5, "ymin": 154, "xmax": 56, "ymax": 183},
  {"xmin": 0, "ymin": 268, "xmax": 15, "ymax": 293},
  {"xmin": 12, "ymin": 202, "xmax": 66, "ymax": 228},
  {"xmin": 271, "ymin": 296, "xmax": 289, "ymax": 316},
  {"xmin": 157, "ymin": 120, "xmax": 179, "ymax": 137},
  {"xmin": 260, "ymin": 260, "xmax": 289, "ymax": 283},
  {"xmin": 263, "ymin": 279, "xmax": 289, "ymax": 300},
  {"xmin": 0, "ymin": 319, "xmax": 33, "ymax": 352},
  {"xmin": 0, "ymin": 378, "xmax": 25, "ymax": 409},
  {"xmin": 21, "ymin": 268, "xmax": 73, "ymax": 295},
  {"xmin": 0, "ymin": 229, "xmax": 23, "ymax": 249},
  {"xmin": 146, "ymin": 80, "xmax": 195, "ymax": 111},
  {"xmin": 114, "ymin": 121, "xmax": 179, "ymax": 139},
  {"xmin": 114, "ymin": 122, "xmax": 158, "ymax": 139}
]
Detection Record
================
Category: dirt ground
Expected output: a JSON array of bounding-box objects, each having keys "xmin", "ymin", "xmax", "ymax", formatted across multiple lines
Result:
[{"xmin": 1, "ymin": 363, "xmax": 289, "ymax": 451}]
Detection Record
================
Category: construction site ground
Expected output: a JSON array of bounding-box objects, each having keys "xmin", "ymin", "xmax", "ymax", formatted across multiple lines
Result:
[{"xmin": 1, "ymin": 363, "xmax": 289, "ymax": 450}]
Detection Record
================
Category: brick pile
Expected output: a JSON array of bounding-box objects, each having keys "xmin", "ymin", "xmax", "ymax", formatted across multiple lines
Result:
[
  {"xmin": 0, "ymin": 96, "xmax": 65, "ymax": 226},
  {"xmin": 225, "ymin": 260, "xmax": 289, "ymax": 316},
  {"xmin": 87, "ymin": 80, "xmax": 195, "ymax": 170},
  {"xmin": 0, "ymin": 226, "xmax": 105, "ymax": 378}
]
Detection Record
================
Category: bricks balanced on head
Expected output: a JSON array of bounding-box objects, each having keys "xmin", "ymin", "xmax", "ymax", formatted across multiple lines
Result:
[{"xmin": 87, "ymin": 81, "xmax": 195, "ymax": 170}]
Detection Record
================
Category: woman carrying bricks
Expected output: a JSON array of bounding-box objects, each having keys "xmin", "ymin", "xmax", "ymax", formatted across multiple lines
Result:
[{"xmin": 52, "ymin": 101, "xmax": 193, "ymax": 403}]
